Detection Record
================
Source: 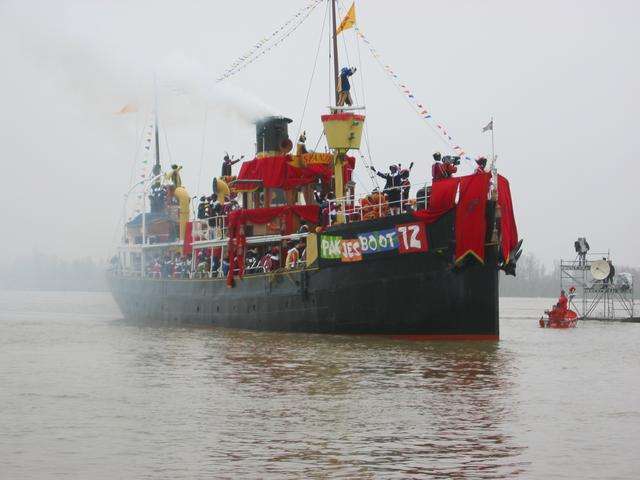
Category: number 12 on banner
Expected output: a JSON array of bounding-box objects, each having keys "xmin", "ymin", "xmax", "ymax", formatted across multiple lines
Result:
[{"xmin": 396, "ymin": 222, "xmax": 428, "ymax": 254}]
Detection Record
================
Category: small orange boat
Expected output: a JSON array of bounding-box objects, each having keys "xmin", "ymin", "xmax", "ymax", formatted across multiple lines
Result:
[{"xmin": 539, "ymin": 309, "xmax": 578, "ymax": 329}]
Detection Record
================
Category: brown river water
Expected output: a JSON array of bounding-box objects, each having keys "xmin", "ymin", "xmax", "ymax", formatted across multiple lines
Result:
[{"xmin": 0, "ymin": 291, "xmax": 638, "ymax": 479}]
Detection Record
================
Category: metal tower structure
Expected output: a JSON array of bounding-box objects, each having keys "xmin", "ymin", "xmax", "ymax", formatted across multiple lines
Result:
[{"xmin": 560, "ymin": 243, "xmax": 635, "ymax": 320}]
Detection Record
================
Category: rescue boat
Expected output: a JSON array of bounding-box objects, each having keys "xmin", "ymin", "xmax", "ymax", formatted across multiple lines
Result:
[{"xmin": 539, "ymin": 310, "xmax": 578, "ymax": 329}]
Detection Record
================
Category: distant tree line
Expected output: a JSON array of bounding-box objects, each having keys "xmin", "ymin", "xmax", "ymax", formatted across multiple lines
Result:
[
  {"xmin": 500, "ymin": 253, "xmax": 639, "ymax": 298},
  {"xmin": 0, "ymin": 253, "xmax": 108, "ymax": 292}
]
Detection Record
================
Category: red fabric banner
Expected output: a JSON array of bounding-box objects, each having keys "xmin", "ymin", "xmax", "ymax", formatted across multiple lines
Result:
[
  {"xmin": 396, "ymin": 222, "xmax": 428, "ymax": 254},
  {"xmin": 235, "ymin": 155, "xmax": 355, "ymax": 191},
  {"xmin": 430, "ymin": 177, "xmax": 460, "ymax": 212},
  {"xmin": 412, "ymin": 206, "xmax": 453, "ymax": 225},
  {"xmin": 236, "ymin": 156, "xmax": 316, "ymax": 191},
  {"xmin": 498, "ymin": 175, "xmax": 518, "ymax": 262},
  {"xmin": 455, "ymin": 173, "xmax": 491, "ymax": 264},
  {"xmin": 182, "ymin": 221, "xmax": 193, "ymax": 255}
]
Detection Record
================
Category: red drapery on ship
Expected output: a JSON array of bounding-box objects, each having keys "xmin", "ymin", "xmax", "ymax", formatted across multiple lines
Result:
[
  {"xmin": 455, "ymin": 172, "xmax": 491, "ymax": 263},
  {"xmin": 226, "ymin": 205, "xmax": 320, "ymax": 286},
  {"xmin": 430, "ymin": 177, "xmax": 460, "ymax": 212},
  {"xmin": 497, "ymin": 175, "xmax": 518, "ymax": 262},
  {"xmin": 415, "ymin": 172, "xmax": 518, "ymax": 265},
  {"xmin": 182, "ymin": 221, "xmax": 193, "ymax": 255},
  {"xmin": 234, "ymin": 155, "xmax": 355, "ymax": 191}
]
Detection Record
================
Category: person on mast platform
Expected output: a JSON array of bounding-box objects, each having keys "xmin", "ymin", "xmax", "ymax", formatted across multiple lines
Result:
[
  {"xmin": 431, "ymin": 152, "xmax": 457, "ymax": 182},
  {"xmin": 337, "ymin": 66, "xmax": 357, "ymax": 107},
  {"xmin": 475, "ymin": 156, "xmax": 488, "ymax": 174},
  {"xmin": 221, "ymin": 153, "xmax": 243, "ymax": 177}
]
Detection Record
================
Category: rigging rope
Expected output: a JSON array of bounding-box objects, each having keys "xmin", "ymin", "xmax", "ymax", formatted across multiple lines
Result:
[
  {"xmin": 354, "ymin": 26, "xmax": 474, "ymax": 166},
  {"xmin": 295, "ymin": 0, "xmax": 330, "ymax": 143},
  {"xmin": 196, "ymin": 108, "xmax": 209, "ymax": 195},
  {"xmin": 335, "ymin": 0, "xmax": 377, "ymax": 193},
  {"xmin": 216, "ymin": 0, "xmax": 323, "ymax": 83}
]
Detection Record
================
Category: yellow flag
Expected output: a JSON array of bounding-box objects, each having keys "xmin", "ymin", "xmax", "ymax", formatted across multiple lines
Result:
[{"xmin": 336, "ymin": 3, "xmax": 356, "ymax": 35}]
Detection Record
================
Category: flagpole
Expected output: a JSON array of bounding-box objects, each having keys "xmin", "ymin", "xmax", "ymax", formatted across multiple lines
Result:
[
  {"xmin": 490, "ymin": 116, "xmax": 495, "ymax": 165},
  {"xmin": 331, "ymin": 0, "xmax": 340, "ymax": 106},
  {"xmin": 490, "ymin": 116, "xmax": 498, "ymax": 199}
]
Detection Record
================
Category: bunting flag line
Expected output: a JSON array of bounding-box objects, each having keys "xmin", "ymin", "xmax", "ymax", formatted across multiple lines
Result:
[
  {"xmin": 216, "ymin": 0, "xmax": 323, "ymax": 83},
  {"xmin": 336, "ymin": 2, "xmax": 356, "ymax": 35},
  {"xmin": 354, "ymin": 26, "xmax": 473, "ymax": 164},
  {"xmin": 133, "ymin": 114, "xmax": 157, "ymax": 214}
]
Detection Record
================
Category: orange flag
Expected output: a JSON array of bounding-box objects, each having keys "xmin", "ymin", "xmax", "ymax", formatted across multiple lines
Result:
[
  {"xmin": 336, "ymin": 3, "xmax": 356, "ymax": 35},
  {"xmin": 116, "ymin": 104, "xmax": 138, "ymax": 115}
]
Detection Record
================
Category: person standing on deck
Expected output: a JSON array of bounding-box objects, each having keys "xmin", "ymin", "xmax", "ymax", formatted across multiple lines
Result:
[
  {"xmin": 431, "ymin": 152, "xmax": 457, "ymax": 182},
  {"xmin": 221, "ymin": 153, "xmax": 243, "ymax": 177},
  {"xmin": 370, "ymin": 165, "xmax": 402, "ymax": 213},
  {"xmin": 197, "ymin": 196, "xmax": 209, "ymax": 220},
  {"xmin": 337, "ymin": 67, "xmax": 357, "ymax": 107},
  {"xmin": 399, "ymin": 163, "xmax": 414, "ymax": 211},
  {"xmin": 475, "ymin": 156, "xmax": 488, "ymax": 174},
  {"xmin": 285, "ymin": 241, "xmax": 300, "ymax": 269}
]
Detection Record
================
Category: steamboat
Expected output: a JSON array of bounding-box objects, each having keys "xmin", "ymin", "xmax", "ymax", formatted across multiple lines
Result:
[{"xmin": 109, "ymin": 1, "xmax": 522, "ymax": 340}]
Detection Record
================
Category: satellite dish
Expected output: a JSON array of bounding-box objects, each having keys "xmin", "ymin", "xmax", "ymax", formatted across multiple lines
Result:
[{"xmin": 590, "ymin": 259, "xmax": 610, "ymax": 280}]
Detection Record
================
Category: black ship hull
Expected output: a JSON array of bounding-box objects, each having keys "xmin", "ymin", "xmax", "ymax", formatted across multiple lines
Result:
[{"xmin": 109, "ymin": 213, "xmax": 500, "ymax": 339}]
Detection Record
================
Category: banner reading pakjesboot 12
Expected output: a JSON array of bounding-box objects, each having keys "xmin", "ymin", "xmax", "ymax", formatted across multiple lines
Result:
[{"xmin": 320, "ymin": 222, "xmax": 428, "ymax": 264}]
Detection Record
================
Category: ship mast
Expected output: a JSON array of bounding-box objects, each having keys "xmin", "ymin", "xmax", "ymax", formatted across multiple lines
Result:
[
  {"xmin": 152, "ymin": 76, "xmax": 161, "ymax": 184},
  {"xmin": 331, "ymin": 0, "xmax": 339, "ymax": 106}
]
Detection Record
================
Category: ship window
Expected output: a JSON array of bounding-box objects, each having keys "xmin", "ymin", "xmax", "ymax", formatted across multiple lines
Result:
[{"xmin": 269, "ymin": 188, "xmax": 287, "ymax": 206}]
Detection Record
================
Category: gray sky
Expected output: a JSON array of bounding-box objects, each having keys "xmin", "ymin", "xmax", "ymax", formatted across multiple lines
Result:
[{"xmin": 1, "ymin": 0, "xmax": 638, "ymax": 268}]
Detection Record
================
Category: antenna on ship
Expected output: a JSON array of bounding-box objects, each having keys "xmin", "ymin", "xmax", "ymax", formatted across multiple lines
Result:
[{"xmin": 152, "ymin": 74, "xmax": 161, "ymax": 185}]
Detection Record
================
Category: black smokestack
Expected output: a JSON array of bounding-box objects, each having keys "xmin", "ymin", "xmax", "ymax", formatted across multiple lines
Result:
[{"xmin": 255, "ymin": 116, "xmax": 293, "ymax": 156}]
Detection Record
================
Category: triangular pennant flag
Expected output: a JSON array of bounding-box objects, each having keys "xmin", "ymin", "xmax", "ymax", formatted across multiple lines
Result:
[{"xmin": 115, "ymin": 103, "xmax": 137, "ymax": 115}]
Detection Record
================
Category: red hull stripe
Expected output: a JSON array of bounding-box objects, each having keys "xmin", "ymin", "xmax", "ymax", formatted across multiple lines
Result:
[{"xmin": 357, "ymin": 334, "xmax": 499, "ymax": 341}]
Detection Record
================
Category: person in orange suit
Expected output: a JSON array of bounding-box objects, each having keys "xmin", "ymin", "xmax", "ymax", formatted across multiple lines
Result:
[{"xmin": 552, "ymin": 290, "xmax": 568, "ymax": 318}]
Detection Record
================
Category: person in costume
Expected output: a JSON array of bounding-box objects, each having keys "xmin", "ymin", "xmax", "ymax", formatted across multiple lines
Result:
[
  {"xmin": 551, "ymin": 290, "xmax": 569, "ymax": 318},
  {"xmin": 221, "ymin": 153, "xmax": 243, "ymax": 177},
  {"xmin": 285, "ymin": 241, "xmax": 300, "ymax": 269},
  {"xmin": 170, "ymin": 164, "xmax": 182, "ymax": 188},
  {"xmin": 475, "ymin": 156, "xmax": 488, "ymax": 174},
  {"xmin": 431, "ymin": 152, "xmax": 457, "ymax": 182},
  {"xmin": 337, "ymin": 66, "xmax": 357, "ymax": 106},
  {"xmin": 370, "ymin": 164, "xmax": 402, "ymax": 213}
]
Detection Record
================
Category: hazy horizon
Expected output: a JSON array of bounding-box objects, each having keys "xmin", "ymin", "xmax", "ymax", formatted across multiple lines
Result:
[{"xmin": 1, "ymin": 0, "xmax": 638, "ymax": 268}]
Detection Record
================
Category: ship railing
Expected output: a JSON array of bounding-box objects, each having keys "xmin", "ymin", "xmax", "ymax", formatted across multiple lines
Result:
[{"xmin": 328, "ymin": 182, "xmax": 430, "ymax": 226}]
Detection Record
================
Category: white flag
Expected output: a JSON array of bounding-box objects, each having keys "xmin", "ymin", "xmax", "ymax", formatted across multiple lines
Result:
[{"xmin": 482, "ymin": 120, "xmax": 493, "ymax": 133}]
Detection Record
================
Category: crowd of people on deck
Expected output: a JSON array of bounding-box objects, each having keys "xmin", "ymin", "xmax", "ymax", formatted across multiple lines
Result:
[
  {"xmin": 191, "ymin": 148, "xmax": 493, "ymax": 233},
  {"xmin": 141, "ymin": 238, "xmax": 308, "ymax": 280},
  {"xmin": 134, "ymin": 148, "xmax": 494, "ymax": 278}
]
